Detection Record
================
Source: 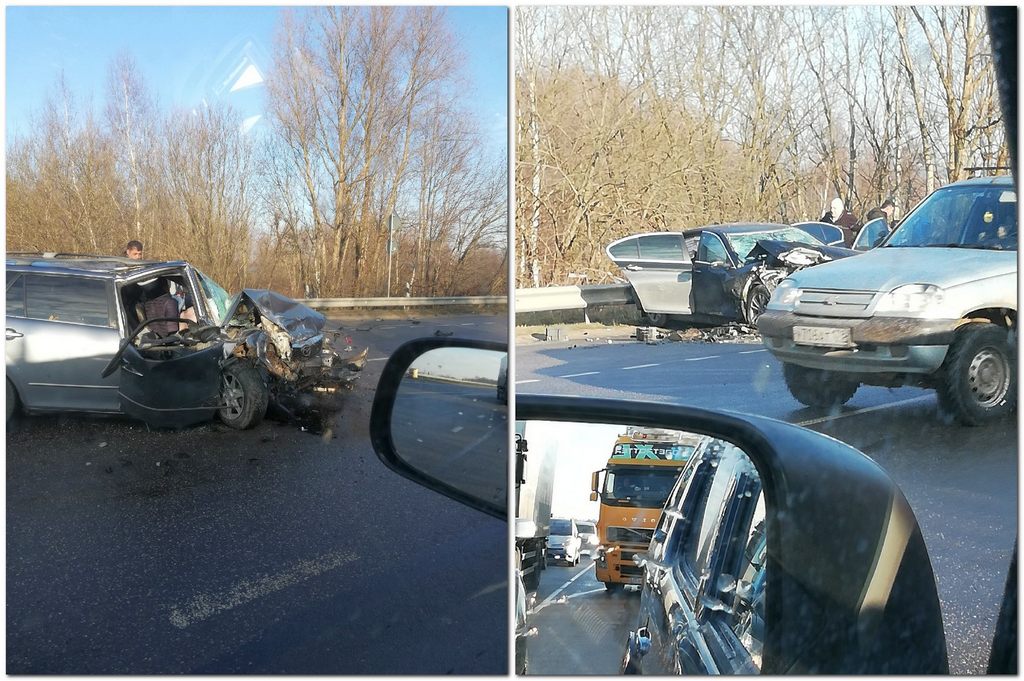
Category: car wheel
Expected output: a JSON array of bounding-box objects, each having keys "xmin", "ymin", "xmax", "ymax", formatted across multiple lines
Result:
[
  {"xmin": 936, "ymin": 323, "xmax": 1015, "ymax": 426},
  {"xmin": 782, "ymin": 363, "xmax": 858, "ymax": 409},
  {"xmin": 744, "ymin": 283, "xmax": 771, "ymax": 324},
  {"xmin": 6, "ymin": 378, "xmax": 18, "ymax": 422},
  {"xmin": 604, "ymin": 581, "xmax": 623, "ymax": 593},
  {"xmin": 218, "ymin": 362, "xmax": 269, "ymax": 430}
]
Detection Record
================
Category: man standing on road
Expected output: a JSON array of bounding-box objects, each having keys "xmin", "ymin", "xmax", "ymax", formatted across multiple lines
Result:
[
  {"xmin": 820, "ymin": 198, "xmax": 860, "ymax": 247},
  {"xmin": 125, "ymin": 240, "xmax": 144, "ymax": 259}
]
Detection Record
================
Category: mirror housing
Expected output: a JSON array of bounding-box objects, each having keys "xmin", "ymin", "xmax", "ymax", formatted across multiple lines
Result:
[{"xmin": 518, "ymin": 394, "xmax": 949, "ymax": 674}]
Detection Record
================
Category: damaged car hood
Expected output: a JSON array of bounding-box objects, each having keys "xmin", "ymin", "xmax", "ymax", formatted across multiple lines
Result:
[
  {"xmin": 746, "ymin": 239, "xmax": 857, "ymax": 267},
  {"xmin": 225, "ymin": 289, "xmax": 326, "ymax": 343}
]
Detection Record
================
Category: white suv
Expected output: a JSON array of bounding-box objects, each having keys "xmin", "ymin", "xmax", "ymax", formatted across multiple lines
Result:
[{"xmin": 758, "ymin": 176, "xmax": 1016, "ymax": 425}]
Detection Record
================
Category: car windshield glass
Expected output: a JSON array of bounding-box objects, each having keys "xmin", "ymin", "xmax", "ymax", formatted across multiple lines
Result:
[
  {"xmin": 578, "ymin": 523, "xmax": 595, "ymax": 534},
  {"xmin": 885, "ymin": 185, "xmax": 1017, "ymax": 250},
  {"xmin": 725, "ymin": 227, "xmax": 821, "ymax": 260},
  {"xmin": 550, "ymin": 519, "xmax": 572, "ymax": 535},
  {"xmin": 195, "ymin": 270, "xmax": 233, "ymax": 325},
  {"xmin": 603, "ymin": 467, "xmax": 680, "ymax": 504}
]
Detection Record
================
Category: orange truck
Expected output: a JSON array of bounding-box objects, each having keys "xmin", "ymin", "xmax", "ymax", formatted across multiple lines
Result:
[{"xmin": 590, "ymin": 427, "xmax": 705, "ymax": 591}]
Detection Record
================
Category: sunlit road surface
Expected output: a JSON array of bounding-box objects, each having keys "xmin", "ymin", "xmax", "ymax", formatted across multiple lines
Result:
[
  {"xmin": 526, "ymin": 558, "xmax": 640, "ymax": 674},
  {"xmin": 6, "ymin": 313, "xmax": 508, "ymax": 674},
  {"xmin": 517, "ymin": 336, "xmax": 1016, "ymax": 675}
]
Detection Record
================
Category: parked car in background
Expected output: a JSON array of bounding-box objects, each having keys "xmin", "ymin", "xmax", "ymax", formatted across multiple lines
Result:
[
  {"xmin": 577, "ymin": 520, "xmax": 599, "ymax": 556},
  {"xmin": 546, "ymin": 517, "xmax": 582, "ymax": 566},
  {"xmin": 791, "ymin": 221, "xmax": 846, "ymax": 247},
  {"xmin": 5, "ymin": 254, "xmax": 365, "ymax": 429},
  {"xmin": 759, "ymin": 175, "xmax": 1017, "ymax": 425},
  {"xmin": 607, "ymin": 224, "xmax": 857, "ymax": 326}
]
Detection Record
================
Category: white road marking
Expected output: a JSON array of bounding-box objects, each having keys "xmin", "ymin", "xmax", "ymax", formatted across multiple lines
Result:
[
  {"xmin": 559, "ymin": 371, "xmax": 600, "ymax": 378},
  {"xmin": 377, "ymin": 326, "xmax": 397, "ymax": 330},
  {"xmin": 167, "ymin": 549, "xmax": 358, "ymax": 629},
  {"xmin": 683, "ymin": 355, "xmax": 717, "ymax": 361},
  {"xmin": 516, "ymin": 379, "xmax": 541, "ymax": 385},
  {"xmin": 739, "ymin": 349, "xmax": 768, "ymax": 354},
  {"xmin": 622, "ymin": 363, "xmax": 659, "ymax": 370},
  {"xmin": 459, "ymin": 323, "xmax": 475, "ymax": 326},
  {"xmin": 795, "ymin": 395, "xmax": 935, "ymax": 427},
  {"xmin": 366, "ymin": 357, "xmax": 389, "ymax": 362},
  {"xmin": 566, "ymin": 586, "xmax": 608, "ymax": 601},
  {"xmin": 534, "ymin": 564, "xmax": 595, "ymax": 613}
]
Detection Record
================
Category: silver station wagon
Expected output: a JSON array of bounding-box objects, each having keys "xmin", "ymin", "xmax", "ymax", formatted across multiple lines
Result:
[{"xmin": 5, "ymin": 254, "xmax": 365, "ymax": 429}]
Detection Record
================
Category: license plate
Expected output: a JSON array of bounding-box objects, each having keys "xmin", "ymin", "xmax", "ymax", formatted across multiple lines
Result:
[{"xmin": 793, "ymin": 325, "xmax": 853, "ymax": 348}]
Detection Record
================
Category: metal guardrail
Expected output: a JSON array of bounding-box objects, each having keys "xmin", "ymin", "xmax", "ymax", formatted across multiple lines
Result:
[
  {"xmin": 298, "ymin": 285, "xmax": 632, "ymax": 314},
  {"xmin": 299, "ymin": 295, "xmax": 505, "ymax": 310},
  {"xmin": 515, "ymin": 284, "xmax": 633, "ymax": 313}
]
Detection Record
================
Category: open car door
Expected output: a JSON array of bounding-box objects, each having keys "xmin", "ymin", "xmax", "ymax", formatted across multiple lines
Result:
[
  {"xmin": 606, "ymin": 233, "xmax": 693, "ymax": 317},
  {"xmin": 117, "ymin": 344, "xmax": 222, "ymax": 429},
  {"xmin": 101, "ymin": 318, "xmax": 224, "ymax": 429}
]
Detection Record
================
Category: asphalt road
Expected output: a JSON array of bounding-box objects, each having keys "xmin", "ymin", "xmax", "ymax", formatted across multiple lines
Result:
[
  {"xmin": 6, "ymin": 312, "xmax": 509, "ymax": 674},
  {"xmin": 525, "ymin": 558, "xmax": 640, "ymax": 675},
  {"xmin": 517, "ymin": 333, "xmax": 1016, "ymax": 675},
  {"xmin": 391, "ymin": 379, "xmax": 507, "ymax": 510}
]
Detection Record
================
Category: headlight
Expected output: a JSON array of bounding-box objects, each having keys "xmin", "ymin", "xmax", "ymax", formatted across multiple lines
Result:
[
  {"xmin": 875, "ymin": 284, "xmax": 945, "ymax": 314},
  {"xmin": 768, "ymin": 279, "xmax": 801, "ymax": 309}
]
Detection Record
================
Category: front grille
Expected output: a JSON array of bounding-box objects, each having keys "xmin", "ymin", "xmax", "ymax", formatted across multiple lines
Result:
[
  {"xmin": 607, "ymin": 526, "xmax": 654, "ymax": 545},
  {"xmin": 795, "ymin": 289, "xmax": 877, "ymax": 318},
  {"xmin": 619, "ymin": 563, "xmax": 644, "ymax": 577}
]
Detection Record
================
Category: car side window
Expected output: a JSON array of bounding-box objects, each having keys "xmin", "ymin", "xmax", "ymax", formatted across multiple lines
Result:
[
  {"xmin": 697, "ymin": 233, "xmax": 730, "ymax": 265},
  {"xmin": 608, "ymin": 237, "xmax": 639, "ymax": 260},
  {"xmin": 24, "ymin": 275, "xmax": 113, "ymax": 327},
  {"xmin": 818, "ymin": 224, "xmax": 844, "ymax": 244},
  {"xmin": 854, "ymin": 218, "xmax": 888, "ymax": 251},
  {"xmin": 637, "ymin": 234, "xmax": 686, "ymax": 262},
  {"xmin": 6, "ymin": 274, "xmax": 26, "ymax": 317},
  {"xmin": 728, "ymin": 492, "xmax": 766, "ymax": 669}
]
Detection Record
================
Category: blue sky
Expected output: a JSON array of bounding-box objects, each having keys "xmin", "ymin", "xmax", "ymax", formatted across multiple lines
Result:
[{"xmin": 5, "ymin": 6, "xmax": 508, "ymax": 156}]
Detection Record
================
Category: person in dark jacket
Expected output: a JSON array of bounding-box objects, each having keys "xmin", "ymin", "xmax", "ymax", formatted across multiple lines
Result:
[
  {"xmin": 139, "ymin": 278, "xmax": 180, "ymax": 336},
  {"xmin": 820, "ymin": 197, "xmax": 861, "ymax": 247}
]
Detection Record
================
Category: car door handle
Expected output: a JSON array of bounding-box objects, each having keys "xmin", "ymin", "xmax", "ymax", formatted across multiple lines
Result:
[{"xmin": 6, "ymin": 328, "xmax": 23, "ymax": 340}]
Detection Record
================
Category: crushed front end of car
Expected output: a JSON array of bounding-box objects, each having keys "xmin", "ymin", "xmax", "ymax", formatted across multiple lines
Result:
[
  {"xmin": 740, "ymin": 239, "xmax": 857, "ymax": 297},
  {"xmin": 222, "ymin": 289, "xmax": 367, "ymax": 398}
]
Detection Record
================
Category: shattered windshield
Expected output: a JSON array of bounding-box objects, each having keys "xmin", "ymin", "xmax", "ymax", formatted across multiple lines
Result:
[
  {"xmin": 726, "ymin": 227, "xmax": 821, "ymax": 261},
  {"xmin": 195, "ymin": 270, "xmax": 233, "ymax": 325},
  {"xmin": 885, "ymin": 185, "xmax": 1017, "ymax": 250},
  {"xmin": 603, "ymin": 467, "xmax": 680, "ymax": 504}
]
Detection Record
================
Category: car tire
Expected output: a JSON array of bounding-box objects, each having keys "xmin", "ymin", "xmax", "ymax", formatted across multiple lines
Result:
[
  {"xmin": 6, "ymin": 378, "xmax": 18, "ymax": 422},
  {"xmin": 782, "ymin": 363, "xmax": 858, "ymax": 409},
  {"xmin": 218, "ymin": 362, "xmax": 269, "ymax": 430},
  {"xmin": 744, "ymin": 283, "xmax": 771, "ymax": 325},
  {"xmin": 604, "ymin": 581, "xmax": 623, "ymax": 593},
  {"xmin": 936, "ymin": 323, "xmax": 1015, "ymax": 426}
]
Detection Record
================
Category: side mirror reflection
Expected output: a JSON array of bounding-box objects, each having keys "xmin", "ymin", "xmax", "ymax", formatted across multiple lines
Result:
[
  {"xmin": 517, "ymin": 419, "xmax": 765, "ymax": 670},
  {"xmin": 378, "ymin": 344, "xmax": 507, "ymax": 517}
]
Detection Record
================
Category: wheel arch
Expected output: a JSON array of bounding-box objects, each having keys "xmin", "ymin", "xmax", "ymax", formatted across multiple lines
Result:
[{"xmin": 957, "ymin": 307, "xmax": 1016, "ymax": 331}]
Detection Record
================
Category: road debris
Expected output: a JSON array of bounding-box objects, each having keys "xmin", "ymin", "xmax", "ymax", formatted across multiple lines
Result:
[{"xmin": 635, "ymin": 322, "xmax": 762, "ymax": 344}]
